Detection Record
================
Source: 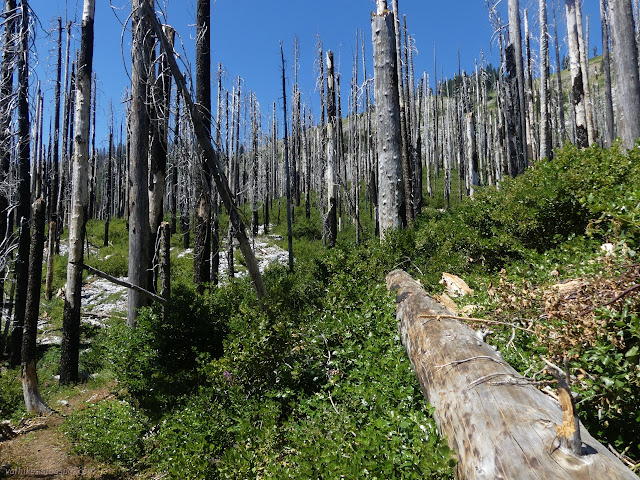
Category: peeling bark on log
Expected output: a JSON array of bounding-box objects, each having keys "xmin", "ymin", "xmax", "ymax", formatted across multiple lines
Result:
[{"xmin": 386, "ymin": 269, "xmax": 639, "ymax": 480}]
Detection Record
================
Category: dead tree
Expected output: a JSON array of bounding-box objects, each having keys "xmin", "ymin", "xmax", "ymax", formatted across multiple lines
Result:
[
  {"xmin": 60, "ymin": 0, "xmax": 95, "ymax": 384},
  {"xmin": 324, "ymin": 50, "xmax": 338, "ymax": 248},
  {"xmin": 0, "ymin": 0, "xmax": 16, "ymax": 329},
  {"xmin": 387, "ymin": 269, "xmax": 640, "ymax": 480},
  {"xmin": 609, "ymin": 0, "xmax": 640, "ymax": 149},
  {"xmin": 508, "ymin": 0, "xmax": 528, "ymax": 171},
  {"xmin": 372, "ymin": 0, "xmax": 403, "ymax": 239},
  {"xmin": 600, "ymin": 0, "xmax": 615, "ymax": 146},
  {"xmin": 127, "ymin": 0, "xmax": 153, "ymax": 327},
  {"xmin": 9, "ymin": 0, "xmax": 31, "ymax": 368},
  {"xmin": 144, "ymin": 5, "xmax": 267, "ymax": 300},
  {"xmin": 539, "ymin": 0, "xmax": 553, "ymax": 160},
  {"xmin": 566, "ymin": 0, "xmax": 589, "ymax": 148},
  {"xmin": 21, "ymin": 199, "xmax": 50, "ymax": 413},
  {"xmin": 193, "ymin": 0, "xmax": 211, "ymax": 291},
  {"xmin": 281, "ymin": 42, "xmax": 294, "ymax": 272},
  {"xmin": 552, "ymin": 2, "xmax": 566, "ymax": 145},
  {"xmin": 149, "ymin": 25, "xmax": 174, "ymax": 289}
]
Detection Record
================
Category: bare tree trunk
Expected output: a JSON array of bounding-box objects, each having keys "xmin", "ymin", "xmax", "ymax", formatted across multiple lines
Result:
[
  {"xmin": 466, "ymin": 112, "xmax": 479, "ymax": 197},
  {"xmin": 372, "ymin": 0, "xmax": 403, "ymax": 239},
  {"xmin": 600, "ymin": 0, "xmax": 615, "ymax": 146},
  {"xmin": 566, "ymin": 0, "xmax": 589, "ymax": 148},
  {"xmin": 159, "ymin": 221, "xmax": 170, "ymax": 319},
  {"xmin": 194, "ymin": 0, "xmax": 211, "ymax": 291},
  {"xmin": 609, "ymin": 0, "xmax": 640, "ymax": 149},
  {"xmin": 281, "ymin": 43, "xmax": 294, "ymax": 271},
  {"xmin": 149, "ymin": 25, "xmax": 174, "ymax": 289},
  {"xmin": 9, "ymin": 1, "xmax": 31, "ymax": 368},
  {"xmin": 508, "ymin": 0, "xmax": 528, "ymax": 172},
  {"xmin": 127, "ymin": 0, "xmax": 152, "ymax": 327},
  {"xmin": 60, "ymin": 0, "xmax": 95, "ymax": 384},
  {"xmin": 575, "ymin": 0, "xmax": 596, "ymax": 145},
  {"xmin": 21, "ymin": 199, "xmax": 50, "ymax": 413},
  {"xmin": 0, "ymin": 0, "xmax": 16, "ymax": 331},
  {"xmin": 540, "ymin": 0, "xmax": 553, "ymax": 159},
  {"xmin": 553, "ymin": 2, "xmax": 566, "ymax": 145},
  {"xmin": 324, "ymin": 50, "xmax": 338, "ymax": 248}
]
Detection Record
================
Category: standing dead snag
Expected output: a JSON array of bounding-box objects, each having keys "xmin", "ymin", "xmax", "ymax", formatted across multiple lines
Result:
[
  {"xmin": 60, "ymin": 0, "xmax": 95, "ymax": 384},
  {"xmin": 386, "ymin": 269, "xmax": 639, "ymax": 480},
  {"xmin": 128, "ymin": 0, "xmax": 153, "ymax": 327},
  {"xmin": 22, "ymin": 199, "xmax": 50, "ymax": 413},
  {"xmin": 371, "ymin": 0, "xmax": 403, "ymax": 240}
]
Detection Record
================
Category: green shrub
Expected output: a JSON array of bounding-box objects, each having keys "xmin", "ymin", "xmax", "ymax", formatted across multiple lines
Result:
[
  {"xmin": 106, "ymin": 283, "xmax": 231, "ymax": 411},
  {"xmin": 63, "ymin": 400, "xmax": 148, "ymax": 467},
  {"xmin": 0, "ymin": 369, "xmax": 24, "ymax": 421}
]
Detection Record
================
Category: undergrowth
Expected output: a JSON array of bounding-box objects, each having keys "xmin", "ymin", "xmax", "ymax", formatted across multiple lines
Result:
[{"xmin": 4, "ymin": 143, "xmax": 639, "ymax": 477}]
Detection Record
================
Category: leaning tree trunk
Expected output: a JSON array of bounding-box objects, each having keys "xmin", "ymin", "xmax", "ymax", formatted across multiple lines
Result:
[
  {"xmin": 60, "ymin": 0, "xmax": 95, "ymax": 384},
  {"xmin": 127, "ymin": 0, "xmax": 152, "ymax": 327},
  {"xmin": 609, "ymin": 0, "xmax": 640, "ymax": 149},
  {"xmin": 144, "ymin": 5, "xmax": 267, "ymax": 300},
  {"xmin": 372, "ymin": 0, "xmax": 403, "ymax": 240},
  {"xmin": 21, "ymin": 199, "xmax": 50, "ymax": 413},
  {"xmin": 9, "ymin": 1, "xmax": 31, "ymax": 368},
  {"xmin": 386, "ymin": 269, "xmax": 640, "ymax": 480}
]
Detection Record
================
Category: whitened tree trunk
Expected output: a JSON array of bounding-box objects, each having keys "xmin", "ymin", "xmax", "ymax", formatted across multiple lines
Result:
[
  {"xmin": 466, "ymin": 112, "xmax": 479, "ymax": 197},
  {"xmin": 609, "ymin": 0, "xmax": 640, "ymax": 149},
  {"xmin": 575, "ymin": 0, "xmax": 596, "ymax": 145},
  {"xmin": 566, "ymin": 0, "xmax": 589, "ymax": 148},
  {"xmin": 325, "ymin": 50, "xmax": 338, "ymax": 248},
  {"xmin": 372, "ymin": 0, "xmax": 403, "ymax": 239},
  {"xmin": 60, "ymin": 0, "xmax": 95, "ymax": 384},
  {"xmin": 600, "ymin": 0, "xmax": 615, "ymax": 146},
  {"xmin": 540, "ymin": 0, "xmax": 553, "ymax": 160},
  {"xmin": 508, "ymin": 0, "xmax": 528, "ymax": 171},
  {"xmin": 127, "ymin": 0, "xmax": 152, "ymax": 326}
]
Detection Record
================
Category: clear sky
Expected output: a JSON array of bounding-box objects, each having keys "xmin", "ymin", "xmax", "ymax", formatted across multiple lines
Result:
[{"xmin": 29, "ymin": 0, "xmax": 603, "ymax": 150}]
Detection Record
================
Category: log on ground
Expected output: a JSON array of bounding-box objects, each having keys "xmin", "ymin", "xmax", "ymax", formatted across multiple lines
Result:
[{"xmin": 386, "ymin": 269, "xmax": 639, "ymax": 480}]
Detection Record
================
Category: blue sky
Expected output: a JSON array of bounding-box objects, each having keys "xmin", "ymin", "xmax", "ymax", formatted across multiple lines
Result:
[{"xmin": 30, "ymin": 0, "xmax": 603, "ymax": 149}]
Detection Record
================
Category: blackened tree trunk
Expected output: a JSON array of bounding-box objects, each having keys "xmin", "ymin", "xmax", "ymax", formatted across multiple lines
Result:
[
  {"xmin": 104, "ymin": 125, "xmax": 113, "ymax": 246},
  {"xmin": 127, "ymin": 0, "xmax": 152, "ymax": 327},
  {"xmin": 44, "ymin": 17, "xmax": 63, "ymax": 301},
  {"xmin": 609, "ymin": 0, "xmax": 640, "ymax": 149},
  {"xmin": 60, "ymin": 0, "xmax": 95, "ymax": 384},
  {"xmin": 372, "ymin": 0, "xmax": 403, "ymax": 239},
  {"xmin": 324, "ymin": 50, "xmax": 338, "ymax": 248},
  {"xmin": 0, "ymin": 0, "xmax": 16, "ymax": 331},
  {"xmin": 281, "ymin": 42, "xmax": 294, "ymax": 272},
  {"xmin": 21, "ymin": 199, "xmax": 50, "ymax": 413},
  {"xmin": 193, "ymin": 0, "xmax": 211, "ymax": 291},
  {"xmin": 9, "ymin": 1, "xmax": 31, "ymax": 368}
]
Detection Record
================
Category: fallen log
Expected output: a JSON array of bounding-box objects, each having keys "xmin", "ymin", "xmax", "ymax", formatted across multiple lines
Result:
[{"xmin": 386, "ymin": 269, "xmax": 639, "ymax": 480}]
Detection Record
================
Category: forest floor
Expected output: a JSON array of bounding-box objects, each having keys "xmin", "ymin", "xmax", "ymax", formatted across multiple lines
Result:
[{"xmin": 0, "ymin": 228, "xmax": 288, "ymax": 480}]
